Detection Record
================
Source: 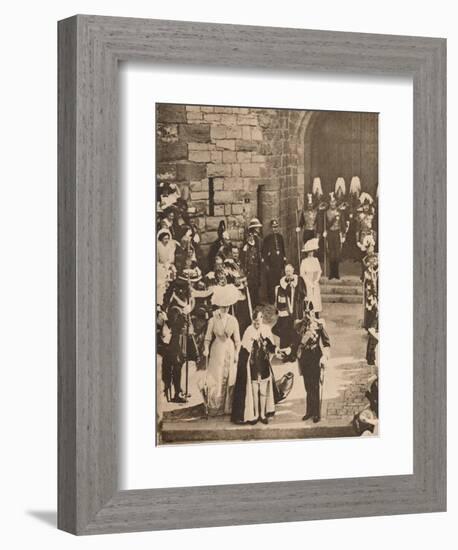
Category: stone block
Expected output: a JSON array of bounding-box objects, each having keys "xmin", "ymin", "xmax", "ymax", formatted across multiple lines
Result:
[
  {"xmin": 251, "ymin": 154, "xmax": 267, "ymax": 163},
  {"xmin": 207, "ymin": 163, "xmax": 226, "ymax": 177},
  {"xmin": 213, "ymin": 178, "xmax": 224, "ymax": 191},
  {"xmin": 188, "ymin": 142, "xmax": 215, "ymax": 151},
  {"xmin": 191, "ymin": 190, "xmax": 209, "ymax": 201},
  {"xmin": 201, "ymin": 106, "xmax": 215, "ymax": 113},
  {"xmin": 241, "ymin": 126, "xmax": 252, "ymax": 140},
  {"xmin": 210, "ymin": 126, "xmax": 227, "ymax": 140},
  {"xmin": 156, "ymin": 104, "xmax": 187, "ymax": 123},
  {"xmin": 186, "ymin": 106, "xmax": 202, "ymax": 112},
  {"xmin": 225, "ymin": 126, "xmax": 243, "ymax": 139},
  {"xmin": 231, "ymin": 164, "xmax": 241, "ymax": 177},
  {"xmin": 225, "ymin": 204, "xmax": 232, "ymax": 215},
  {"xmin": 203, "ymin": 113, "xmax": 221, "ymax": 123},
  {"xmin": 231, "ymin": 203, "xmax": 245, "ymax": 215},
  {"xmin": 251, "ymin": 128, "xmax": 263, "ymax": 141},
  {"xmin": 178, "ymin": 124, "xmax": 211, "ymax": 143},
  {"xmin": 222, "ymin": 151, "xmax": 237, "ymax": 163},
  {"xmin": 236, "ymin": 152, "xmax": 251, "ymax": 163},
  {"xmin": 237, "ymin": 114, "xmax": 258, "ymax": 126},
  {"xmin": 190, "ymin": 181, "xmax": 203, "ymax": 192},
  {"xmin": 224, "ymin": 177, "xmax": 245, "ymax": 191},
  {"xmin": 241, "ymin": 163, "xmax": 261, "ymax": 177},
  {"xmin": 214, "ymin": 190, "xmax": 235, "ymax": 204},
  {"xmin": 176, "ymin": 163, "xmax": 207, "ymax": 181},
  {"xmin": 189, "ymin": 150, "xmax": 212, "ymax": 163},
  {"xmin": 214, "ymin": 205, "xmax": 225, "ymax": 216},
  {"xmin": 215, "ymin": 139, "xmax": 236, "ymax": 151},
  {"xmin": 211, "ymin": 151, "xmax": 223, "ymax": 163},
  {"xmin": 220, "ymin": 114, "xmax": 237, "ymax": 126},
  {"xmin": 157, "ymin": 141, "xmax": 188, "ymax": 162},
  {"xmin": 186, "ymin": 111, "xmax": 203, "ymax": 122},
  {"xmin": 213, "ymin": 106, "xmax": 233, "ymax": 114},
  {"xmin": 236, "ymin": 140, "xmax": 258, "ymax": 152}
]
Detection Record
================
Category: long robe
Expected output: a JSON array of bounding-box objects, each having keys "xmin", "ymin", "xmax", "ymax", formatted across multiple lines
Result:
[{"xmin": 231, "ymin": 325, "xmax": 276, "ymax": 424}]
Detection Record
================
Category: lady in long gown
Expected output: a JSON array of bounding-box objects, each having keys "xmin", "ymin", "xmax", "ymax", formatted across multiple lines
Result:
[
  {"xmin": 203, "ymin": 305, "xmax": 241, "ymax": 416},
  {"xmin": 299, "ymin": 238, "xmax": 322, "ymax": 316}
]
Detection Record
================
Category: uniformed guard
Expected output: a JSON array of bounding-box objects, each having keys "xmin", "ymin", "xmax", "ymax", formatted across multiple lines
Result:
[
  {"xmin": 296, "ymin": 193, "xmax": 319, "ymax": 246},
  {"xmin": 241, "ymin": 230, "xmax": 262, "ymax": 308},
  {"xmin": 320, "ymin": 192, "xmax": 346, "ymax": 280},
  {"xmin": 262, "ymin": 219, "xmax": 287, "ymax": 304},
  {"xmin": 356, "ymin": 192, "xmax": 376, "ymax": 253}
]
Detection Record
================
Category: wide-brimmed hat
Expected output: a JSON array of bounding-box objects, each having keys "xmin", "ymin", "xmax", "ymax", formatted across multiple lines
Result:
[
  {"xmin": 248, "ymin": 217, "xmax": 262, "ymax": 229},
  {"xmin": 178, "ymin": 266, "xmax": 202, "ymax": 283},
  {"xmin": 211, "ymin": 283, "xmax": 242, "ymax": 307},
  {"xmin": 302, "ymin": 238, "xmax": 319, "ymax": 253},
  {"xmin": 270, "ymin": 219, "xmax": 279, "ymax": 228}
]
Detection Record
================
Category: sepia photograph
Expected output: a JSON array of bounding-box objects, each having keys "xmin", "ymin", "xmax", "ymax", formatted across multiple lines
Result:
[{"xmin": 156, "ymin": 103, "xmax": 379, "ymax": 445}]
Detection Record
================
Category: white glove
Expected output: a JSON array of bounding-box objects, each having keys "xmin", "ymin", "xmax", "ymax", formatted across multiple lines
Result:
[{"xmin": 295, "ymin": 227, "xmax": 301, "ymax": 233}]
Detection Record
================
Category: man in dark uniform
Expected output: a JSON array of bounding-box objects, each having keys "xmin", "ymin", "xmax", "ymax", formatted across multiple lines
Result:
[
  {"xmin": 261, "ymin": 219, "xmax": 287, "ymax": 304},
  {"xmin": 208, "ymin": 220, "xmax": 232, "ymax": 271},
  {"xmin": 296, "ymin": 193, "xmax": 319, "ymax": 246},
  {"xmin": 320, "ymin": 193, "xmax": 346, "ymax": 279},
  {"xmin": 241, "ymin": 231, "xmax": 262, "ymax": 308},
  {"xmin": 295, "ymin": 302, "xmax": 331, "ymax": 423}
]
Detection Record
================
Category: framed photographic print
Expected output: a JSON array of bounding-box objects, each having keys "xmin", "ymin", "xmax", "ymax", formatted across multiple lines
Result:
[{"xmin": 58, "ymin": 15, "xmax": 446, "ymax": 534}]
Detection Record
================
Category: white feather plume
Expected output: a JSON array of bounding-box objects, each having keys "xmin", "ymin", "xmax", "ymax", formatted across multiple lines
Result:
[
  {"xmin": 312, "ymin": 177, "xmax": 323, "ymax": 197},
  {"xmin": 335, "ymin": 177, "xmax": 346, "ymax": 198},
  {"xmin": 349, "ymin": 176, "xmax": 362, "ymax": 196},
  {"xmin": 359, "ymin": 191, "xmax": 374, "ymax": 204}
]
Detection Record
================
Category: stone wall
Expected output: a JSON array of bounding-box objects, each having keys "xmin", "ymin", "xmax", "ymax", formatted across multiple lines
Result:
[
  {"xmin": 157, "ymin": 104, "xmax": 308, "ymax": 267},
  {"xmin": 156, "ymin": 104, "xmax": 378, "ymax": 269}
]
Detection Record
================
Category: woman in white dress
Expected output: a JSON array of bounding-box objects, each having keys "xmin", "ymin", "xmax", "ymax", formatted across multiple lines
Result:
[
  {"xmin": 157, "ymin": 229, "xmax": 177, "ymax": 306},
  {"xmin": 203, "ymin": 286, "xmax": 241, "ymax": 416},
  {"xmin": 299, "ymin": 238, "xmax": 322, "ymax": 315}
]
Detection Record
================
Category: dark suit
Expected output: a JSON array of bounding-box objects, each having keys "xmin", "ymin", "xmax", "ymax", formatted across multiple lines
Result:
[
  {"xmin": 262, "ymin": 232, "xmax": 286, "ymax": 303},
  {"xmin": 296, "ymin": 320, "xmax": 331, "ymax": 419}
]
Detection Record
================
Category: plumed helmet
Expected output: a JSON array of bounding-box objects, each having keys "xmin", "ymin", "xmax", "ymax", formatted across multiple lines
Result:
[{"xmin": 312, "ymin": 176, "xmax": 323, "ymax": 197}]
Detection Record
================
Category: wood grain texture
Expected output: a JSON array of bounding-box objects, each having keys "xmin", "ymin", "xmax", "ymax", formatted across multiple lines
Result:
[{"xmin": 57, "ymin": 15, "xmax": 446, "ymax": 535}]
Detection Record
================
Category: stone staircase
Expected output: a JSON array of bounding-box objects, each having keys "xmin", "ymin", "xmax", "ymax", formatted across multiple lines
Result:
[{"xmin": 321, "ymin": 276, "xmax": 363, "ymax": 304}]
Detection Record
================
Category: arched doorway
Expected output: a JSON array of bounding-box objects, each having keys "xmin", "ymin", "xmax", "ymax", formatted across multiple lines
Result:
[{"xmin": 304, "ymin": 111, "xmax": 378, "ymax": 200}]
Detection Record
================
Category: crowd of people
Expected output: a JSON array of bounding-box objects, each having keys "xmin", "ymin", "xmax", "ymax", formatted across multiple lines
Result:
[{"xmin": 156, "ymin": 176, "xmax": 379, "ymax": 426}]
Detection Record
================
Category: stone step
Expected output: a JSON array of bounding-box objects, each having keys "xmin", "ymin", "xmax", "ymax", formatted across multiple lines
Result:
[
  {"xmin": 321, "ymin": 276, "xmax": 362, "ymax": 286},
  {"xmin": 321, "ymin": 294, "xmax": 363, "ymax": 304},
  {"xmin": 160, "ymin": 419, "xmax": 356, "ymax": 444},
  {"xmin": 321, "ymin": 284, "xmax": 362, "ymax": 296}
]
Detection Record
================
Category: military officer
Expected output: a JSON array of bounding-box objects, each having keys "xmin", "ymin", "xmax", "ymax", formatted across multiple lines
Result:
[
  {"xmin": 296, "ymin": 193, "xmax": 319, "ymax": 246},
  {"xmin": 241, "ymin": 230, "xmax": 262, "ymax": 308},
  {"xmin": 320, "ymin": 193, "xmax": 346, "ymax": 280},
  {"xmin": 262, "ymin": 219, "xmax": 287, "ymax": 304}
]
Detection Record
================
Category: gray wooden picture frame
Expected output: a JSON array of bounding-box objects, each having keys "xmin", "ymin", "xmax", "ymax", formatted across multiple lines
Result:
[{"xmin": 58, "ymin": 14, "xmax": 446, "ymax": 535}]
